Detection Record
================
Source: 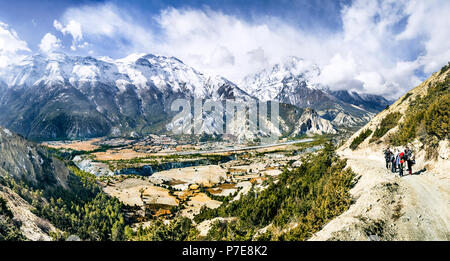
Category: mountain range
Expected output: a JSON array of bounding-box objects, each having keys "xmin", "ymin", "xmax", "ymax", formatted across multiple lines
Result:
[
  {"xmin": 0, "ymin": 53, "xmax": 391, "ymax": 140},
  {"xmin": 0, "ymin": 63, "xmax": 447, "ymax": 241}
]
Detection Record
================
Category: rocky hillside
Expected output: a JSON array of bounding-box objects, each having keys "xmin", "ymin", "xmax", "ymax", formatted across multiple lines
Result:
[
  {"xmin": 0, "ymin": 127, "xmax": 70, "ymax": 189},
  {"xmin": 290, "ymin": 108, "xmax": 337, "ymax": 136},
  {"xmin": 0, "ymin": 126, "xmax": 68, "ymax": 240},
  {"xmin": 311, "ymin": 64, "xmax": 449, "ymax": 241},
  {"xmin": 0, "ymin": 126, "xmax": 127, "ymax": 241},
  {"xmin": 340, "ymin": 63, "xmax": 449, "ymax": 175}
]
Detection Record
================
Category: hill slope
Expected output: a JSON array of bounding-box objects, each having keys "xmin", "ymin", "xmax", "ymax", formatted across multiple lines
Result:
[
  {"xmin": 311, "ymin": 64, "xmax": 450, "ymax": 240},
  {"xmin": 0, "ymin": 126, "xmax": 127, "ymax": 241}
]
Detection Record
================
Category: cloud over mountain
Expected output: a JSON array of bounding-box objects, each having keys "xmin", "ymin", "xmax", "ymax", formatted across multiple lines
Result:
[
  {"xmin": 1, "ymin": 0, "xmax": 449, "ymax": 99},
  {"xmin": 39, "ymin": 33, "xmax": 62, "ymax": 53},
  {"xmin": 0, "ymin": 22, "xmax": 30, "ymax": 68}
]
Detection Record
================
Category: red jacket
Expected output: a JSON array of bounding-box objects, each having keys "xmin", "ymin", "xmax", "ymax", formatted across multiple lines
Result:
[{"xmin": 399, "ymin": 152, "xmax": 405, "ymax": 164}]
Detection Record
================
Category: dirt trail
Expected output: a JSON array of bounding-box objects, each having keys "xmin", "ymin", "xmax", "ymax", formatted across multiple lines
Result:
[
  {"xmin": 398, "ymin": 172, "xmax": 450, "ymax": 240},
  {"xmin": 310, "ymin": 149, "xmax": 450, "ymax": 241}
]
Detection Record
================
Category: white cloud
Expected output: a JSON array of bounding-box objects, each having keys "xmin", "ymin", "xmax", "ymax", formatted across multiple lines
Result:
[
  {"xmin": 318, "ymin": 54, "xmax": 361, "ymax": 91},
  {"xmin": 247, "ymin": 47, "xmax": 268, "ymax": 67},
  {"xmin": 153, "ymin": 3, "xmax": 450, "ymax": 98},
  {"xmin": 154, "ymin": 8, "xmax": 331, "ymax": 81},
  {"xmin": 54, "ymin": 19, "xmax": 83, "ymax": 50},
  {"xmin": 51, "ymin": 1, "xmax": 450, "ymax": 98},
  {"xmin": 312, "ymin": 0, "xmax": 450, "ymax": 97},
  {"xmin": 397, "ymin": 0, "xmax": 450, "ymax": 74},
  {"xmin": 0, "ymin": 21, "xmax": 30, "ymax": 68},
  {"xmin": 39, "ymin": 33, "xmax": 62, "ymax": 53},
  {"xmin": 54, "ymin": 3, "xmax": 153, "ymax": 53}
]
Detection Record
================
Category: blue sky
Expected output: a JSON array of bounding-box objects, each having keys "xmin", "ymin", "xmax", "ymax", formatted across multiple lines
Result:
[
  {"xmin": 0, "ymin": 0, "xmax": 348, "ymax": 55},
  {"xmin": 0, "ymin": 0, "xmax": 449, "ymax": 98}
]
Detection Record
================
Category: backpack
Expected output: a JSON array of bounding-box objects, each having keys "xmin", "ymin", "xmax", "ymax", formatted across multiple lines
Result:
[
  {"xmin": 407, "ymin": 151, "xmax": 413, "ymax": 160},
  {"xmin": 410, "ymin": 153, "xmax": 415, "ymax": 164},
  {"xmin": 399, "ymin": 152, "xmax": 405, "ymax": 164}
]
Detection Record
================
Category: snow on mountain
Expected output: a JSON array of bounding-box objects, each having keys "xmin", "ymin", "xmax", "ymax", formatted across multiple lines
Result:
[
  {"xmin": 239, "ymin": 56, "xmax": 391, "ymax": 110},
  {"xmin": 0, "ymin": 52, "xmax": 255, "ymax": 139},
  {"xmin": 0, "ymin": 53, "xmax": 122, "ymax": 88},
  {"xmin": 240, "ymin": 56, "xmax": 321, "ymax": 101},
  {"xmin": 0, "ymin": 52, "xmax": 249, "ymax": 100},
  {"xmin": 0, "ymin": 52, "xmax": 387, "ymax": 140},
  {"xmin": 239, "ymin": 56, "xmax": 391, "ymax": 128}
]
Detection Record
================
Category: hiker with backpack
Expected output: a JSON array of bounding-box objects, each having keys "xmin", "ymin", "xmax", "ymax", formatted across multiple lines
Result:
[
  {"xmin": 391, "ymin": 150, "xmax": 397, "ymax": 173},
  {"xmin": 384, "ymin": 147, "xmax": 393, "ymax": 169},
  {"xmin": 396, "ymin": 150, "xmax": 406, "ymax": 177},
  {"xmin": 405, "ymin": 146, "xmax": 415, "ymax": 175}
]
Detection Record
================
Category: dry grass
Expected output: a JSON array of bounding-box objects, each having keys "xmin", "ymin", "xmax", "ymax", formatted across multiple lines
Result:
[
  {"xmin": 94, "ymin": 148, "xmax": 150, "ymax": 161},
  {"xmin": 43, "ymin": 138, "xmax": 102, "ymax": 151}
]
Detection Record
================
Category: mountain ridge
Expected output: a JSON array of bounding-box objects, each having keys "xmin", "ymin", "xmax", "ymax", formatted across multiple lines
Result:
[
  {"xmin": 240, "ymin": 56, "xmax": 392, "ymax": 113},
  {"xmin": 0, "ymin": 52, "xmax": 389, "ymax": 140}
]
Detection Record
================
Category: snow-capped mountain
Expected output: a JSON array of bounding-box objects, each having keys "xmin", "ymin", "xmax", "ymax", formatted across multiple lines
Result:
[
  {"xmin": 0, "ymin": 52, "xmax": 249, "ymax": 100},
  {"xmin": 240, "ymin": 56, "xmax": 322, "ymax": 102},
  {"xmin": 327, "ymin": 89, "xmax": 392, "ymax": 112},
  {"xmin": 0, "ymin": 53, "xmax": 252, "ymax": 140},
  {"xmin": 240, "ymin": 56, "xmax": 391, "ymax": 122},
  {"xmin": 0, "ymin": 53, "xmax": 388, "ymax": 140}
]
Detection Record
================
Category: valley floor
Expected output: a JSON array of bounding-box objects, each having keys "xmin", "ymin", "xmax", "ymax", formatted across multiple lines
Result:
[{"xmin": 310, "ymin": 149, "xmax": 450, "ymax": 241}]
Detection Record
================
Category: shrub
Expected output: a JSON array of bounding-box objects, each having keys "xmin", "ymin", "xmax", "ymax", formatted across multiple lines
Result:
[
  {"xmin": 370, "ymin": 112, "xmax": 401, "ymax": 142},
  {"xmin": 439, "ymin": 61, "xmax": 450, "ymax": 75},
  {"xmin": 127, "ymin": 217, "xmax": 197, "ymax": 241},
  {"xmin": 390, "ymin": 72, "xmax": 449, "ymax": 146},
  {"xmin": 350, "ymin": 129, "xmax": 372, "ymax": 150},
  {"xmin": 424, "ymin": 94, "xmax": 449, "ymax": 139},
  {"xmin": 0, "ymin": 196, "xmax": 26, "ymax": 241},
  {"xmin": 400, "ymin": 93, "xmax": 412, "ymax": 104},
  {"xmin": 194, "ymin": 144, "xmax": 355, "ymax": 241}
]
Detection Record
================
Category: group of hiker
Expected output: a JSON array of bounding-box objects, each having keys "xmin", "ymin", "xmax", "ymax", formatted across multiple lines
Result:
[{"xmin": 384, "ymin": 146, "xmax": 415, "ymax": 176}]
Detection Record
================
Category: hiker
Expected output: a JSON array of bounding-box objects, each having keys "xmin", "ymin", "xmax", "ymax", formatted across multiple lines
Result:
[
  {"xmin": 391, "ymin": 150, "xmax": 397, "ymax": 173},
  {"xmin": 405, "ymin": 146, "xmax": 415, "ymax": 175},
  {"xmin": 384, "ymin": 147, "xmax": 393, "ymax": 169},
  {"xmin": 397, "ymin": 150, "xmax": 405, "ymax": 177}
]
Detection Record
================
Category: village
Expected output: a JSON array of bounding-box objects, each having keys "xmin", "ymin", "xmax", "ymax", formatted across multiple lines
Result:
[{"xmin": 42, "ymin": 134, "xmax": 324, "ymax": 229}]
